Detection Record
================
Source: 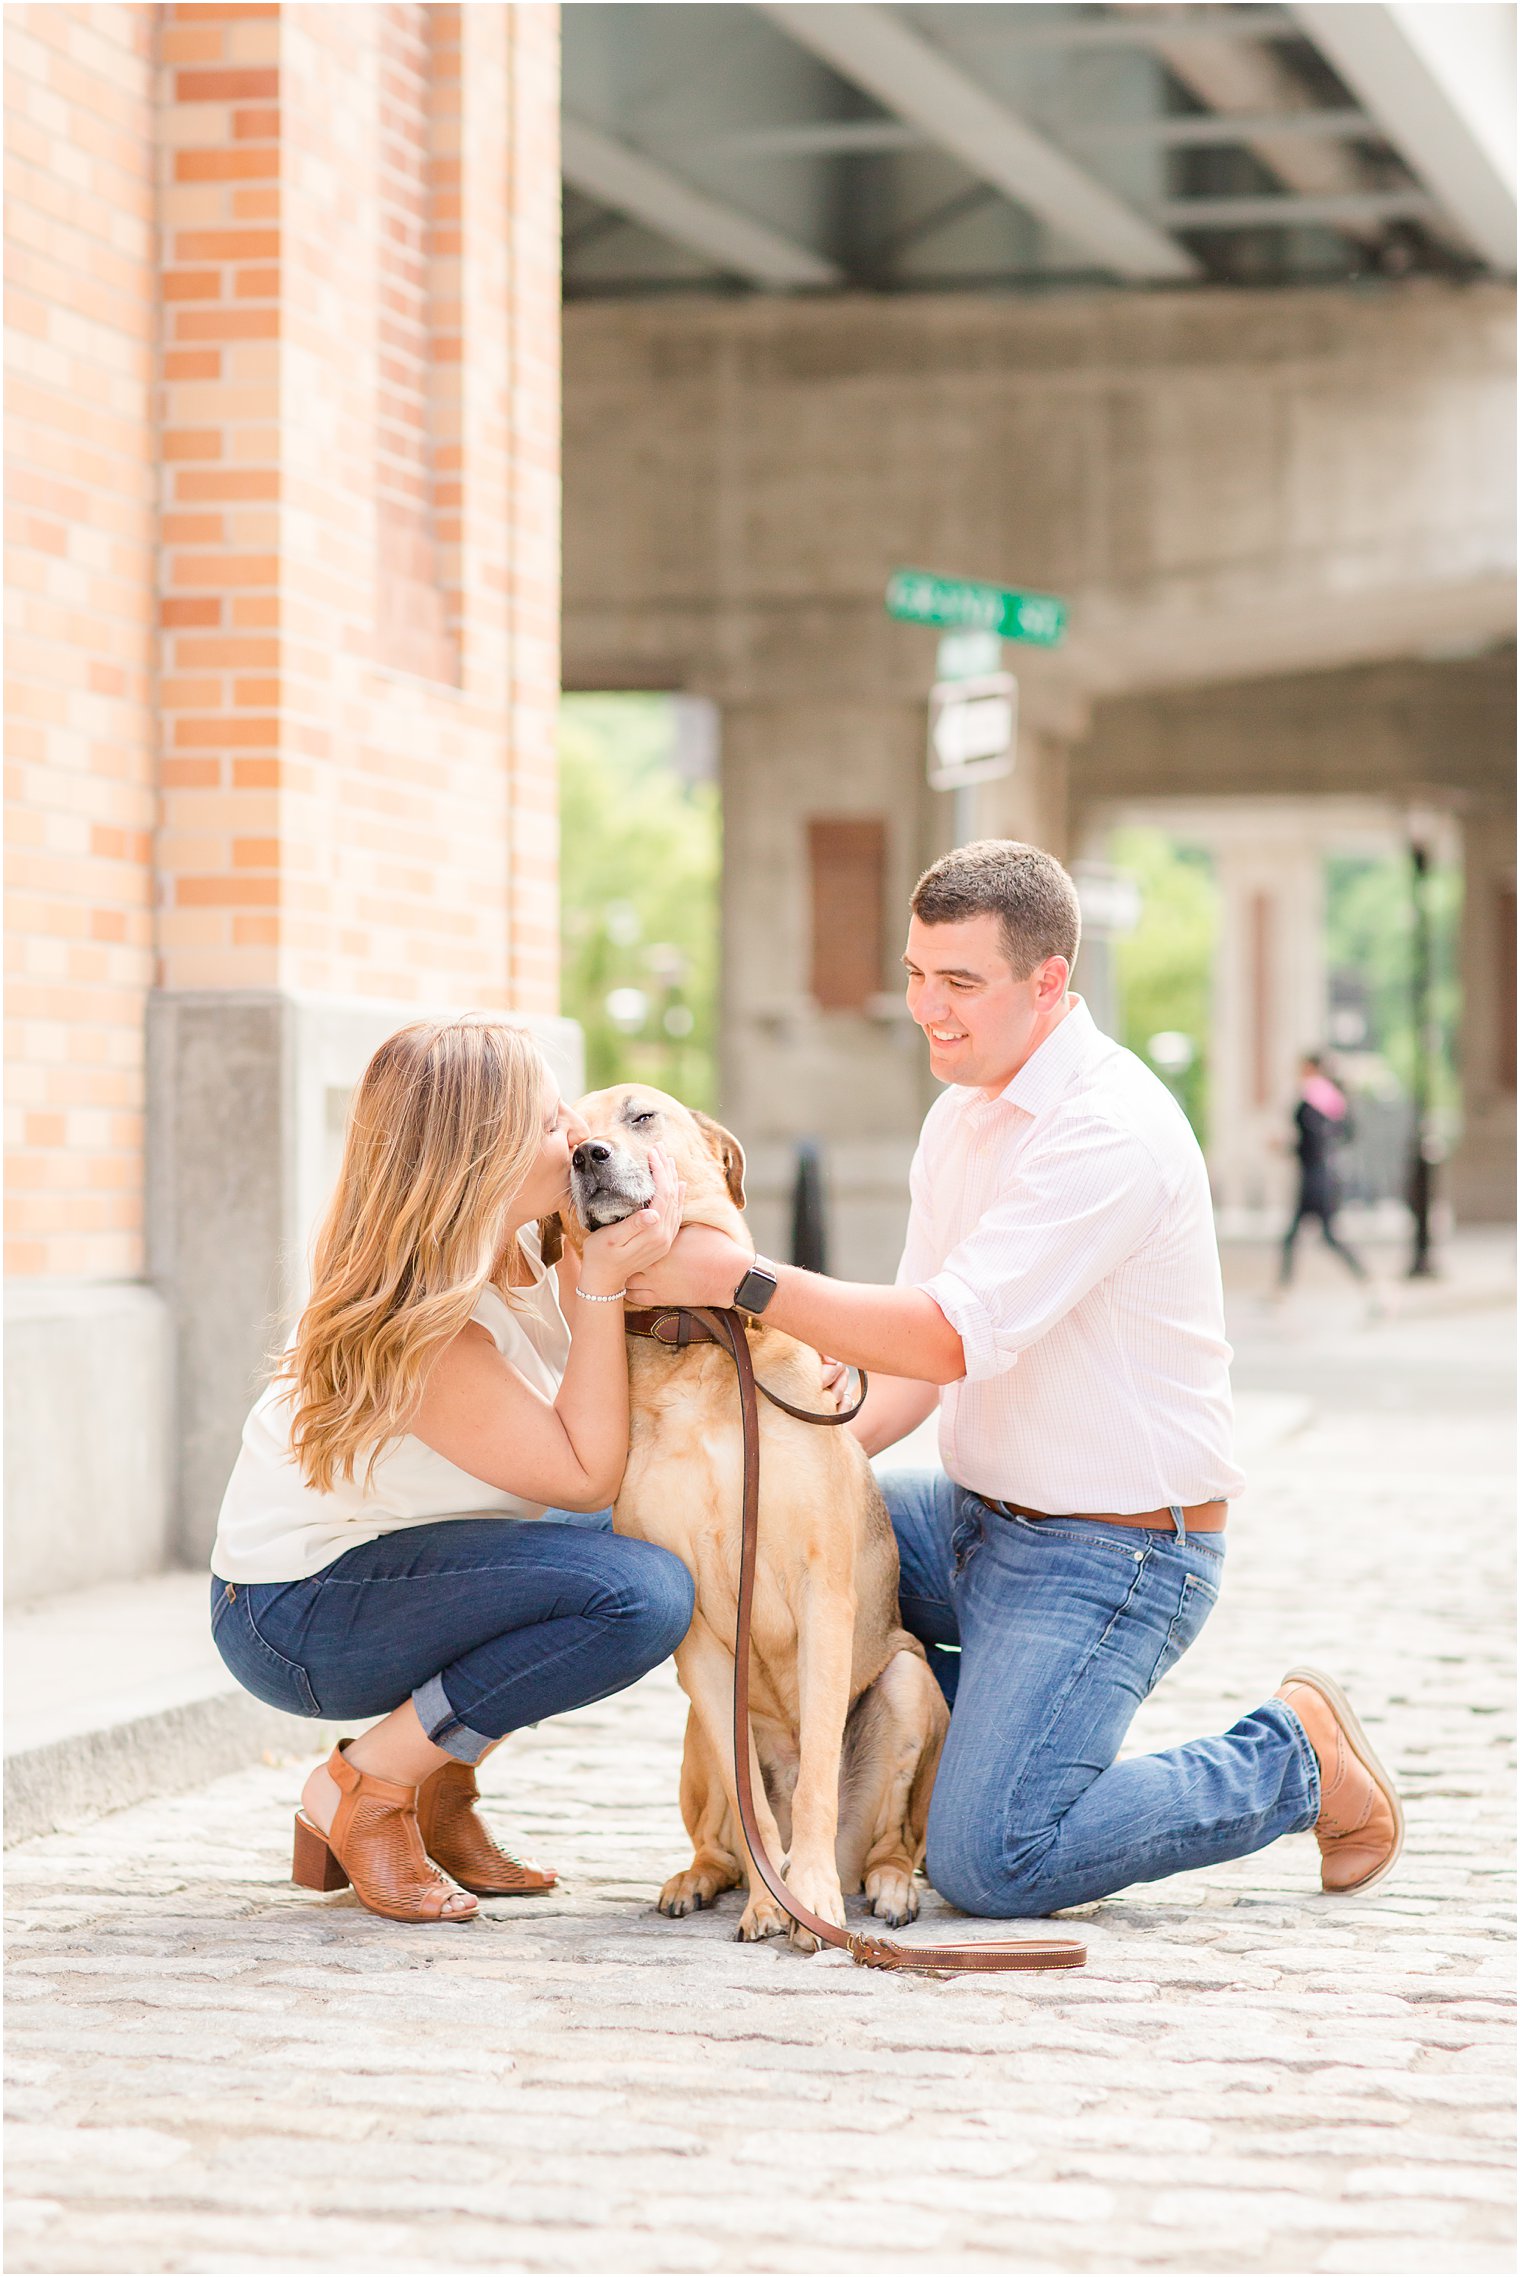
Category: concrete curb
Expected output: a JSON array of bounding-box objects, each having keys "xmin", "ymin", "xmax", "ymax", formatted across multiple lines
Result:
[{"xmin": 5, "ymin": 1693, "xmax": 340, "ymax": 1850}]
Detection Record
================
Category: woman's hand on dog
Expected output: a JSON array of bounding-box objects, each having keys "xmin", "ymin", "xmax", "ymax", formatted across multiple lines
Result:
[
  {"xmin": 820, "ymin": 1356, "xmax": 852, "ymax": 1411},
  {"xmin": 579, "ymin": 1146, "xmax": 685, "ymax": 1296}
]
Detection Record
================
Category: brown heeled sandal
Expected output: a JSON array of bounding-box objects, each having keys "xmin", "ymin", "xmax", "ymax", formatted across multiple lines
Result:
[
  {"xmin": 291, "ymin": 1742, "xmax": 477, "ymax": 1924},
  {"xmin": 415, "ymin": 1759, "xmax": 558, "ymax": 1897}
]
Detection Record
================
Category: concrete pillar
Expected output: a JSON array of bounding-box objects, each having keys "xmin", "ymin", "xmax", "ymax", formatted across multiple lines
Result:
[
  {"xmin": 978, "ymin": 719, "xmax": 1076, "ymax": 865},
  {"xmin": 1207, "ymin": 835, "xmax": 1328, "ymax": 1223},
  {"xmin": 1451, "ymin": 800, "xmax": 1518, "ymax": 1221},
  {"xmin": 717, "ymin": 686, "xmax": 1076, "ymax": 1282},
  {"xmin": 718, "ymin": 694, "xmax": 933, "ymax": 1279}
]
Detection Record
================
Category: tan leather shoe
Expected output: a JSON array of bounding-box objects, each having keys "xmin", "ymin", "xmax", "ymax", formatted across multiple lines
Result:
[
  {"xmin": 416, "ymin": 1760, "xmax": 558, "ymax": 1898},
  {"xmin": 291, "ymin": 1743, "xmax": 477, "ymax": 1923},
  {"xmin": 1276, "ymin": 1667, "xmax": 1404, "ymax": 1895}
]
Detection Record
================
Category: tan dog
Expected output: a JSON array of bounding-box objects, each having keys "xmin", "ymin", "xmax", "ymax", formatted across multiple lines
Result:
[{"xmin": 545, "ymin": 1084, "xmax": 948, "ymax": 1949}]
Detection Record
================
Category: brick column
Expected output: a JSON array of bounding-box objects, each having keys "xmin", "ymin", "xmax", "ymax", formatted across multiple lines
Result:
[
  {"xmin": 153, "ymin": 0, "xmax": 561, "ymax": 1009},
  {"xmin": 501, "ymin": 1, "xmax": 562, "ymax": 1011},
  {"xmin": 5, "ymin": 3, "xmax": 568, "ymax": 1591},
  {"xmin": 149, "ymin": 2, "xmax": 569, "ymax": 1557},
  {"xmin": 3, "ymin": 3, "xmax": 173, "ymax": 1599},
  {"xmin": 156, "ymin": 0, "xmax": 283, "ymax": 994},
  {"xmin": 5, "ymin": 2, "xmax": 160, "ymax": 1279}
]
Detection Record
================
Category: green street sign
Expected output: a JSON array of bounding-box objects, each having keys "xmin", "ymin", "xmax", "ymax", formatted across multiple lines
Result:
[{"xmin": 886, "ymin": 569, "xmax": 1067, "ymax": 648}]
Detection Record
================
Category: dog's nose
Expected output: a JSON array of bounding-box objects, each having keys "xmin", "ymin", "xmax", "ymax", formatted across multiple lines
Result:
[{"xmin": 572, "ymin": 1141, "xmax": 612, "ymax": 1173}]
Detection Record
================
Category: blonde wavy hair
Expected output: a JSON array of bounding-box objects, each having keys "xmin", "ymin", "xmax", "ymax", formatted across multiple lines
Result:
[{"xmin": 283, "ymin": 1016, "xmax": 553, "ymax": 1493}]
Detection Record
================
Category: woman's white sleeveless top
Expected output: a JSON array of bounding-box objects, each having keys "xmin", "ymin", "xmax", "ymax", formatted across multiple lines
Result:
[{"xmin": 211, "ymin": 1238, "xmax": 572, "ymax": 1584}]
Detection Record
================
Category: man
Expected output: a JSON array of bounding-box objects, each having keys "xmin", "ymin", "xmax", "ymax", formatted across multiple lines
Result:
[{"xmin": 628, "ymin": 841, "xmax": 1402, "ymax": 1917}]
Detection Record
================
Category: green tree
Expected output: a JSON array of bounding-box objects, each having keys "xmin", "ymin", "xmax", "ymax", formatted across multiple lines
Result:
[
  {"xmin": 559, "ymin": 695, "xmax": 720, "ymax": 1110},
  {"xmin": 1325, "ymin": 853, "xmax": 1462, "ymax": 1125},
  {"xmin": 1109, "ymin": 829, "xmax": 1218, "ymax": 1142}
]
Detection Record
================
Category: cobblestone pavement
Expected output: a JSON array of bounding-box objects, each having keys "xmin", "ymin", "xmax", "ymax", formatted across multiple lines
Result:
[{"xmin": 7, "ymin": 1257, "xmax": 1514, "ymax": 2274}]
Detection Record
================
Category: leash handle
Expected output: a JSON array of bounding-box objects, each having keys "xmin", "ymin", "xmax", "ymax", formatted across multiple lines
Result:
[
  {"xmin": 695, "ymin": 1306, "xmax": 1085, "ymax": 1980},
  {"xmin": 624, "ymin": 1307, "xmax": 866, "ymax": 1427},
  {"xmin": 754, "ymin": 1366, "xmax": 867, "ymax": 1428}
]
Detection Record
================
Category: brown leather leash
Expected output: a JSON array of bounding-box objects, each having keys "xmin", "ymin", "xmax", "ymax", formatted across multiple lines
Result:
[{"xmin": 625, "ymin": 1305, "xmax": 1087, "ymax": 1978}]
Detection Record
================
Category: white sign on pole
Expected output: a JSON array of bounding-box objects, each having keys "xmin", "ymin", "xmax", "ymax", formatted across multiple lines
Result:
[{"xmin": 927, "ymin": 673, "xmax": 1017, "ymax": 791}]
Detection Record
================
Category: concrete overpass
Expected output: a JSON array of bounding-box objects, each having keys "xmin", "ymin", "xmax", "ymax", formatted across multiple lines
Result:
[{"xmin": 561, "ymin": 4, "xmax": 1516, "ymax": 1272}]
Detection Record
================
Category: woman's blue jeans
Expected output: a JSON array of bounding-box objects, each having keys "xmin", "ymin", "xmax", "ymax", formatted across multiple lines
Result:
[
  {"xmin": 880, "ymin": 1471, "xmax": 1320, "ymax": 1917},
  {"xmin": 210, "ymin": 1512, "xmax": 692, "ymax": 1766}
]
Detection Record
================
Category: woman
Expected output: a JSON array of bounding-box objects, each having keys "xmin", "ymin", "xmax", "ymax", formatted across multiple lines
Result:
[
  {"xmin": 1278, "ymin": 1051, "xmax": 1367, "ymax": 1288},
  {"xmin": 210, "ymin": 1016, "xmax": 693, "ymax": 1924}
]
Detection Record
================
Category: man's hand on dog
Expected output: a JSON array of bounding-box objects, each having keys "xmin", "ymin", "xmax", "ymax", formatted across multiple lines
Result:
[
  {"xmin": 626, "ymin": 1221, "xmax": 752, "ymax": 1309},
  {"xmin": 580, "ymin": 1146, "xmax": 685, "ymax": 1294},
  {"xmin": 626, "ymin": 1228, "xmax": 853, "ymax": 1410}
]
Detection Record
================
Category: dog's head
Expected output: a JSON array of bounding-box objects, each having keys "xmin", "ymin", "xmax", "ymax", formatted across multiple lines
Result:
[{"xmin": 541, "ymin": 1085, "xmax": 746, "ymax": 1263}]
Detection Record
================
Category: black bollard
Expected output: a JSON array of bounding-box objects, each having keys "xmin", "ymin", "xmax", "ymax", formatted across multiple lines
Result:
[{"xmin": 790, "ymin": 1140, "xmax": 828, "ymax": 1275}]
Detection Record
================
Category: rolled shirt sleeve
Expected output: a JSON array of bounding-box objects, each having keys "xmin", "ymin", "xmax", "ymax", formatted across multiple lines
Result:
[{"xmin": 918, "ymin": 1110, "xmax": 1173, "ymax": 1383}]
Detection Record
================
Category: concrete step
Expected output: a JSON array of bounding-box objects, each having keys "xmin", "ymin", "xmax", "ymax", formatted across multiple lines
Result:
[{"xmin": 3, "ymin": 1570, "xmax": 336, "ymax": 1848}]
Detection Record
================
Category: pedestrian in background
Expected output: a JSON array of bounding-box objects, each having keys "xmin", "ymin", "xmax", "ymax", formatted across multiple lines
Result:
[{"xmin": 1279, "ymin": 1052, "xmax": 1368, "ymax": 1288}]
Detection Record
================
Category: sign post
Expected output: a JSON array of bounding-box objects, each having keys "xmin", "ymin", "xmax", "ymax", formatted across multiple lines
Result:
[
  {"xmin": 926, "ymin": 674, "xmax": 1018, "ymax": 792},
  {"xmin": 889, "ymin": 571, "xmax": 1067, "ymax": 849},
  {"xmin": 935, "ymin": 628, "xmax": 1004, "ymax": 683},
  {"xmin": 1070, "ymin": 861, "xmax": 1142, "ymax": 1039}
]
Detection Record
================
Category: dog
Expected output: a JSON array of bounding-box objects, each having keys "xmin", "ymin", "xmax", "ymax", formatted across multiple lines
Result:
[{"xmin": 543, "ymin": 1084, "xmax": 948, "ymax": 1950}]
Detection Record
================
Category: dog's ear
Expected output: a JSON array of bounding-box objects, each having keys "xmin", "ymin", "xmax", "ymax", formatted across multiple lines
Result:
[
  {"xmin": 691, "ymin": 1111, "xmax": 746, "ymax": 1210},
  {"xmin": 537, "ymin": 1214, "xmax": 564, "ymax": 1267}
]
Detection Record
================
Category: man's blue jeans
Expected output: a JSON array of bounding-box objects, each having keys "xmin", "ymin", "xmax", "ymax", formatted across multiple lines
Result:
[
  {"xmin": 881, "ymin": 1471, "xmax": 1320, "ymax": 1916},
  {"xmin": 211, "ymin": 1513, "xmax": 693, "ymax": 1766}
]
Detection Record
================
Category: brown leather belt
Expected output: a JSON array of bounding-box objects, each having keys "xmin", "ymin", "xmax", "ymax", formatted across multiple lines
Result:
[
  {"xmin": 629, "ymin": 1306, "xmax": 1086, "ymax": 1978},
  {"xmin": 985, "ymin": 1497, "xmax": 1228, "ymax": 1533}
]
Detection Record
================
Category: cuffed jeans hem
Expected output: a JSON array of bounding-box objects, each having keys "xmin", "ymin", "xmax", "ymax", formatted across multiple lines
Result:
[
  {"xmin": 1271, "ymin": 1696, "xmax": 1325, "ymax": 1829},
  {"xmin": 412, "ymin": 1674, "xmax": 496, "ymax": 1766}
]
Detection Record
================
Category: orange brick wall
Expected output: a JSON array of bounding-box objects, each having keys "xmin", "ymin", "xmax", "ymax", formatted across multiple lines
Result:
[
  {"xmin": 4, "ymin": 2, "xmax": 159, "ymax": 1280},
  {"xmin": 500, "ymin": 0, "xmax": 562, "ymax": 1011},
  {"xmin": 5, "ymin": 1, "xmax": 563, "ymax": 1279},
  {"xmin": 154, "ymin": 0, "xmax": 283, "ymax": 994},
  {"xmin": 372, "ymin": 0, "xmax": 458, "ymax": 688},
  {"xmin": 155, "ymin": 0, "xmax": 562, "ymax": 1003}
]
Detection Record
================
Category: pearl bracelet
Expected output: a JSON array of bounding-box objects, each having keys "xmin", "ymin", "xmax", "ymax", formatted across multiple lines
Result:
[{"xmin": 575, "ymin": 1284, "xmax": 627, "ymax": 1304}]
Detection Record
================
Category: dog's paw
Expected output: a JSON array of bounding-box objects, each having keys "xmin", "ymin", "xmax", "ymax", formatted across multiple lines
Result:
[
  {"xmin": 782, "ymin": 1863, "xmax": 848, "ymax": 1955},
  {"xmin": 865, "ymin": 1865, "xmax": 920, "ymax": 1928},
  {"xmin": 735, "ymin": 1894, "xmax": 788, "ymax": 1943},
  {"xmin": 658, "ymin": 1861, "xmax": 738, "ymax": 1918}
]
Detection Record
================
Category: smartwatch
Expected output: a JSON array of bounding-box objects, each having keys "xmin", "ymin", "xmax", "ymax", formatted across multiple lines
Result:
[{"xmin": 732, "ymin": 1254, "xmax": 780, "ymax": 1316}]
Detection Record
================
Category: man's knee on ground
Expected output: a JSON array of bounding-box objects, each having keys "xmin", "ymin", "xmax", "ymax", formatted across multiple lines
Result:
[{"xmin": 927, "ymin": 1802, "xmax": 1063, "ymax": 1919}]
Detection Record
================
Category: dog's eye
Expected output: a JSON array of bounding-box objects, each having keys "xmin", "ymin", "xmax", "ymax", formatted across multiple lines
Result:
[{"xmin": 630, "ymin": 1111, "xmax": 656, "ymax": 1128}]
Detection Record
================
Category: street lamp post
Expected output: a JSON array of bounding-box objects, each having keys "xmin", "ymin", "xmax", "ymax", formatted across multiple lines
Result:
[{"xmin": 1406, "ymin": 834, "xmax": 1436, "ymax": 1279}]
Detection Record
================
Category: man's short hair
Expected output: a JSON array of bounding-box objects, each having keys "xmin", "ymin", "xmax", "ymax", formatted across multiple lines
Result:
[{"xmin": 910, "ymin": 840, "xmax": 1081, "ymax": 979}]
